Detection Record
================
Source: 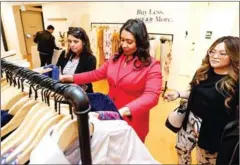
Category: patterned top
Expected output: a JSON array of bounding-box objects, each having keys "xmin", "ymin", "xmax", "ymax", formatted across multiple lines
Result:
[{"xmin": 62, "ymin": 57, "xmax": 79, "ymax": 75}]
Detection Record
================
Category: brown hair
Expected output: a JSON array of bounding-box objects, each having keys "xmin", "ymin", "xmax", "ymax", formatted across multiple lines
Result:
[
  {"xmin": 190, "ymin": 36, "xmax": 239, "ymax": 110},
  {"xmin": 65, "ymin": 27, "xmax": 93, "ymax": 59}
]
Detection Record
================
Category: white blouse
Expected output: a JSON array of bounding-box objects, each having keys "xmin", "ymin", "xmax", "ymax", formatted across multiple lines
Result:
[
  {"xmin": 62, "ymin": 58, "xmax": 79, "ymax": 75},
  {"xmin": 30, "ymin": 118, "xmax": 161, "ymax": 164}
]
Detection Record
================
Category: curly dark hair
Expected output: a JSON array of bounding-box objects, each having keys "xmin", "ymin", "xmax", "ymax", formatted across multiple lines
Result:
[
  {"xmin": 113, "ymin": 19, "xmax": 151, "ymax": 69},
  {"xmin": 65, "ymin": 27, "xmax": 93, "ymax": 59},
  {"xmin": 191, "ymin": 36, "xmax": 239, "ymax": 110}
]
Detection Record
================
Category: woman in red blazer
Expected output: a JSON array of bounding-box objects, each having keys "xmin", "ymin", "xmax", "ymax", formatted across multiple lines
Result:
[{"xmin": 60, "ymin": 19, "xmax": 162, "ymax": 142}]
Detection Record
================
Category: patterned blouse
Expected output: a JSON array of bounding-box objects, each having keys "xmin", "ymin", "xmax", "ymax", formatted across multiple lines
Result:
[{"xmin": 62, "ymin": 57, "xmax": 79, "ymax": 75}]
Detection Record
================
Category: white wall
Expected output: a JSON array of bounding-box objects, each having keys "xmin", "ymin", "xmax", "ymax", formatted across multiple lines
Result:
[
  {"xmin": 41, "ymin": 2, "xmax": 239, "ymax": 90},
  {"xmin": 1, "ymin": 2, "xmax": 22, "ymax": 57},
  {"xmin": 42, "ymin": 2, "xmax": 91, "ymax": 44},
  {"xmin": 1, "ymin": 2, "xmax": 238, "ymax": 90}
]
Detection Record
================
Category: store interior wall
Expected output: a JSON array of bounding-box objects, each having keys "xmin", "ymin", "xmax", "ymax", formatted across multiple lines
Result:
[
  {"xmin": 1, "ymin": 2, "xmax": 239, "ymax": 90},
  {"xmin": 1, "ymin": 35, "xmax": 5, "ymax": 52},
  {"xmin": 1, "ymin": 2, "xmax": 22, "ymax": 57}
]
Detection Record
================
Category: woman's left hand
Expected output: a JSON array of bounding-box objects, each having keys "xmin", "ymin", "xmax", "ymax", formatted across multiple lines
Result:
[{"xmin": 118, "ymin": 107, "xmax": 131, "ymax": 117}]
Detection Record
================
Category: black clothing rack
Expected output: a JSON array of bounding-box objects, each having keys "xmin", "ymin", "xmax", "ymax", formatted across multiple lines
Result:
[{"xmin": 1, "ymin": 59, "xmax": 92, "ymax": 165}]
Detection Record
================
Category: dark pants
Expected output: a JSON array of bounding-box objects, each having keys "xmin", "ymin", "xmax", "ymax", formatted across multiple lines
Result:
[{"xmin": 39, "ymin": 52, "xmax": 53, "ymax": 66}]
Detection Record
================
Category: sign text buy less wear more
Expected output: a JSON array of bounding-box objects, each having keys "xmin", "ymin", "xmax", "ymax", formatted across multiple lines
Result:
[{"xmin": 136, "ymin": 9, "xmax": 173, "ymax": 23}]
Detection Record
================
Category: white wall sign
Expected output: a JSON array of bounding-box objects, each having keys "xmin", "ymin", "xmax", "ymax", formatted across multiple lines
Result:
[{"xmin": 136, "ymin": 9, "xmax": 173, "ymax": 23}]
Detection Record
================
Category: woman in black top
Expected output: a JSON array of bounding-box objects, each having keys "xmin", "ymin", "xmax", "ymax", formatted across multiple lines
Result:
[
  {"xmin": 57, "ymin": 27, "xmax": 96, "ymax": 93},
  {"xmin": 164, "ymin": 36, "xmax": 239, "ymax": 164}
]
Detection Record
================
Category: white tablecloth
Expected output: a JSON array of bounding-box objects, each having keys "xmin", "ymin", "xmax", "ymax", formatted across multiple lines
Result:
[{"xmin": 31, "ymin": 46, "xmax": 65, "ymax": 69}]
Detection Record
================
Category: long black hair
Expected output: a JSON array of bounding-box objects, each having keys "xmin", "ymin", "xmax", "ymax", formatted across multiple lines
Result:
[
  {"xmin": 66, "ymin": 27, "xmax": 93, "ymax": 59},
  {"xmin": 113, "ymin": 19, "xmax": 151, "ymax": 68}
]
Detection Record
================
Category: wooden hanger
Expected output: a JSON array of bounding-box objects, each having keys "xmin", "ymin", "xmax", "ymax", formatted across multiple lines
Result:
[
  {"xmin": 1, "ymin": 104, "xmax": 47, "ymax": 155},
  {"xmin": 1, "ymin": 102, "xmax": 48, "ymax": 151},
  {"xmin": 1, "ymin": 98, "xmax": 39, "ymax": 138},
  {"xmin": 54, "ymin": 115, "xmax": 95, "ymax": 152},
  {"xmin": 5, "ymin": 109, "xmax": 57, "ymax": 163},
  {"xmin": 2, "ymin": 102, "xmax": 69, "ymax": 162},
  {"xmin": 2, "ymin": 92, "xmax": 28, "ymax": 110},
  {"xmin": 52, "ymin": 115, "xmax": 72, "ymax": 134},
  {"xmin": 15, "ymin": 114, "xmax": 65, "ymax": 164},
  {"xmin": 1, "ymin": 83, "xmax": 11, "ymax": 91},
  {"xmin": 1, "ymin": 85, "xmax": 22, "ymax": 106},
  {"xmin": 1, "ymin": 78, "xmax": 8, "ymax": 87},
  {"xmin": 7, "ymin": 95, "xmax": 32, "ymax": 115},
  {"xmin": 53, "ymin": 118, "xmax": 78, "ymax": 151}
]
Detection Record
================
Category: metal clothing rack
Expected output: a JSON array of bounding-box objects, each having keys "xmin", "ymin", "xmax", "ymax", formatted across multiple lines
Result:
[
  {"xmin": 148, "ymin": 33, "xmax": 174, "ymax": 96},
  {"xmin": 91, "ymin": 22, "xmax": 124, "ymax": 30},
  {"xmin": 149, "ymin": 32, "xmax": 174, "ymax": 42},
  {"xmin": 90, "ymin": 22, "xmax": 174, "ymax": 41},
  {"xmin": 1, "ymin": 59, "xmax": 92, "ymax": 165}
]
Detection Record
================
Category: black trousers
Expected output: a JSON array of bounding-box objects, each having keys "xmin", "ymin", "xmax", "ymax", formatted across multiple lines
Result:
[{"xmin": 39, "ymin": 52, "xmax": 53, "ymax": 66}]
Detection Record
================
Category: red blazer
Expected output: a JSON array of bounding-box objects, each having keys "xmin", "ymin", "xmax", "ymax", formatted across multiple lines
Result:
[{"xmin": 73, "ymin": 54, "xmax": 162, "ymax": 141}]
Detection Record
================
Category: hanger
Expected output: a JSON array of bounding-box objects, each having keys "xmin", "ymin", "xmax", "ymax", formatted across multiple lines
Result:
[
  {"xmin": 1, "ymin": 96, "xmax": 38, "ymax": 137},
  {"xmin": 1, "ymin": 92, "xmax": 28, "ymax": 110},
  {"xmin": 53, "ymin": 118, "xmax": 78, "ymax": 151},
  {"xmin": 52, "ymin": 115, "xmax": 72, "ymax": 135},
  {"xmin": 4, "ymin": 83, "xmax": 72, "ymax": 163},
  {"xmin": 17, "ymin": 114, "xmax": 65, "ymax": 164},
  {"xmin": 1, "ymin": 103, "xmax": 49, "ymax": 155},
  {"xmin": 5, "ymin": 108, "xmax": 57, "ymax": 163}
]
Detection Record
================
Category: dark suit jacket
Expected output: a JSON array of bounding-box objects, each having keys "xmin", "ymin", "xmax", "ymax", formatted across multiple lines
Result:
[
  {"xmin": 56, "ymin": 50, "xmax": 96, "ymax": 93},
  {"xmin": 34, "ymin": 30, "xmax": 60, "ymax": 53}
]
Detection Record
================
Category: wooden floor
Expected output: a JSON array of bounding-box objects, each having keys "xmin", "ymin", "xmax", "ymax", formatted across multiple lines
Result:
[{"xmin": 24, "ymin": 54, "xmax": 197, "ymax": 164}]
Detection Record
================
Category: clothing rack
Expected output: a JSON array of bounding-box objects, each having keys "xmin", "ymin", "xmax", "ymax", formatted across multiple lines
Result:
[
  {"xmin": 1, "ymin": 59, "xmax": 92, "ymax": 165},
  {"xmin": 91, "ymin": 22, "xmax": 124, "ymax": 30},
  {"xmin": 91, "ymin": 22, "xmax": 174, "ymax": 42},
  {"xmin": 148, "ymin": 33, "xmax": 174, "ymax": 96},
  {"xmin": 149, "ymin": 33, "xmax": 174, "ymax": 42}
]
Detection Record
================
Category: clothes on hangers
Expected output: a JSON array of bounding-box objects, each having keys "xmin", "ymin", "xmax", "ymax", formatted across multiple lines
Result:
[
  {"xmin": 87, "ymin": 93, "xmax": 118, "ymax": 112},
  {"xmin": 30, "ymin": 118, "xmax": 160, "ymax": 164},
  {"xmin": 97, "ymin": 27, "xmax": 105, "ymax": 67},
  {"xmin": 111, "ymin": 30, "xmax": 120, "ymax": 54},
  {"xmin": 103, "ymin": 28, "xmax": 112, "ymax": 60},
  {"xmin": 163, "ymin": 41, "xmax": 173, "ymax": 82},
  {"xmin": 1, "ymin": 110, "xmax": 13, "ymax": 127},
  {"xmin": 91, "ymin": 24, "xmax": 121, "ymax": 67}
]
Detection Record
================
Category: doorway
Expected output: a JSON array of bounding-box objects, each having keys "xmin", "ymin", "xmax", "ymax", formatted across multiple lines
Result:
[{"xmin": 20, "ymin": 7, "xmax": 44, "ymax": 55}]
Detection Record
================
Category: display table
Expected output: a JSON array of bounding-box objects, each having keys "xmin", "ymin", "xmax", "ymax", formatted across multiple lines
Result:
[{"xmin": 31, "ymin": 46, "xmax": 65, "ymax": 69}]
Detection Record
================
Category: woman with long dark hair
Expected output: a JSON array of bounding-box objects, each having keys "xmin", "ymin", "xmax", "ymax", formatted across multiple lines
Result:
[
  {"xmin": 59, "ymin": 19, "xmax": 162, "ymax": 142},
  {"xmin": 164, "ymin": 36, "xmax": 239, "ymax": 164},
  {"xmin": 56, "ymin": 27, "xmax": 96, "ymax": 93}
]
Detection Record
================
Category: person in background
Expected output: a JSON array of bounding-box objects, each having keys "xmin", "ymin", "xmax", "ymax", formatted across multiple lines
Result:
[
  {"xmin": 56, "ymin": 27, "xmax": 96, "ymax": 93},
  {"xmin": 34, "ymin": 25, "xmax": 62, "ymax": 66},
  {"xmin": 164, "ymin": 36, "xmax": 239, "ymax": 164},
  {"xmin": 59, "ymin": 19, "xmax": 162, "ymax": 142}
]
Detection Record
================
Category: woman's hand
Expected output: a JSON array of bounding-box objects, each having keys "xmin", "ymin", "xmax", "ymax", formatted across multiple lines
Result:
[
  {"xmin": 59, "ymin": 75, "xmax": 74, "ymax": 83},
  {"xmin": 163, "ymin": 90, "xmax": 180, "ymax": 101},
  {"xmin": 118, "ymin": 107, "xmax": 132, "ymax": 117}
]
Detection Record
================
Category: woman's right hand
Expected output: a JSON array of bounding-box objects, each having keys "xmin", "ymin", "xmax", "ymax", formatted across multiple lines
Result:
[
  {"xmin": 59, "ymin": 75, "xmax": 73, "ymax": 83},
  {"xmin": 163, "ymin": 90, "xmax": 180, "ymax": 101}
]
